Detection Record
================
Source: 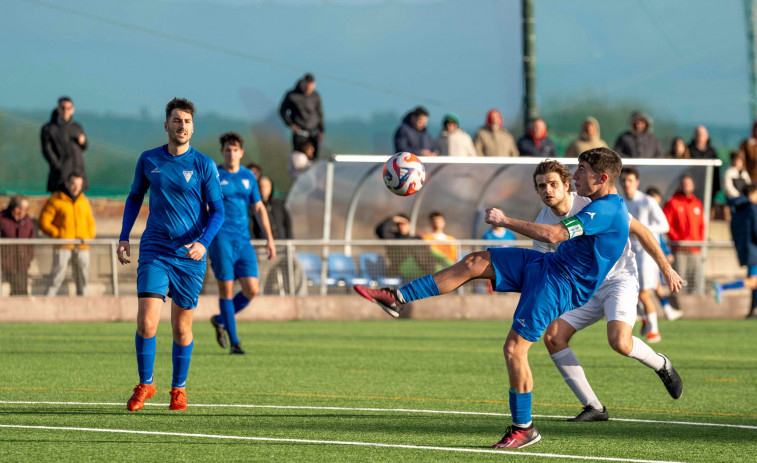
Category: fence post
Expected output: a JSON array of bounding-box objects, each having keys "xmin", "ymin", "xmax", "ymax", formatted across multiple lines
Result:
[
  {"xmin": 287, "ymin": 241, "xmax": 295, "ymax": 296},
  {"xmin": 110, "ymin": 241, "xmax": 119, "ymax": 296}
]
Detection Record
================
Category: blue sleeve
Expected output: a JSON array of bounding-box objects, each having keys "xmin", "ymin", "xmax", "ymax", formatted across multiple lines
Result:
[
  {"xmin": 249, "ymin": 173, "xmax": 262, "ymax": 204},
  {"xmin": 198, "ymin": 198, "xmax": 224, "ymax": 248},
  {"xmin": 119, "ymin": 155, "xmax": 150, "ymax": 242},
  {"xmin": 572, "ymin": 199, "xmax": 616, "ymax": 236},
  {"xmin": 203, "ymin": 161, "xmax": 223, "ymax": 203},
  {"xmin": 659, "ymin": 235, "xmax": 671, "ymax": 256}
]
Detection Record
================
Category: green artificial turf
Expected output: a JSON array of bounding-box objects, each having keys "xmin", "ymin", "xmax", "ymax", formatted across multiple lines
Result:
[{"xmin": 0, "ymin": 318, "xmax": 755, "ymax": 462}]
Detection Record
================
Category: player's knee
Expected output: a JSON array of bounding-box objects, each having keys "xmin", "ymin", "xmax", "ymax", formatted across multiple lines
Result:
[
  {"xmin": 608, "ymin": 335, "xmax": 632, "ymax": 356},
  {"xmin": 543, "ymin": 330, "xmax": 568, "ymax": 354},
  {"xmin": 243, "ymin": 286, "xmax": 258, "ymax": 299},
  {"xmin": 461, "ymin": 251, "xmax": 488, "ymax": 276},
  {"xmin": 503, "ymin": 340, "xmax": 519, "ymax": 362},
  {"xmin": 137, "ymin": 324, "xmax": 157, "ymax": 338}
]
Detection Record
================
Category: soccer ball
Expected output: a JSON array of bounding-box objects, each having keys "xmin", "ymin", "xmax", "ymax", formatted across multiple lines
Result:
[{"xmin": 383, "ymin": 152, "xmax": 425, "ymax": 196}]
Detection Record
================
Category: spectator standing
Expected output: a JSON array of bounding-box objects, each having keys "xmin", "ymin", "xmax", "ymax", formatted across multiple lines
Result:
[
  {"xmin": 288, "ymin": 140, "xmax": 315, "ymax": 181},
  {"xmin": 251, "ymin": 176, "xmax": 292, "ymax": 240},
  {"xmin": 0, "ymin": 195, "xmax": 35, "ymax": 295},
  {"xmin": 279, "ymin": 74, "xmax": 324, "ymax": 159},
  {"xmin": 663, "ymin": 175, "xmax": 705, "ymax": 294},
  {"xmin": 39, "ymin": 172, "xmax": 96, "ymax": 296},
  {"xmin": 517, "ymin": 118, "xmax": 556, "ymax": 157},
  {"xmin": 474, "ymin": 109, "xmax": 518, "ymax": 157},
  {"xmin": 394, "ymin": 106, "xmax": 436, "ymax": 156},
  {"xmin": 565, "ymin": 117, "xmax": 607, "ymax": 158},
  {"xmin": 422, "ymin": 211, "xmax": 458, "ymax": 271},
  {"xmin": 41, "ymin": 96, "xmax": 89, "ymax": 193},
  {"xmin": 668, "ymin": 137, "xmax": 691, "ymax": 159},
  {"xmin": 434, "ymin": 113, "xmax": 476, "ymax": 157},
  {"xmin": 738, "ymin": 121, "xmax": 757, "ymax": 181},
  {"xmin": 723, "ymin": 151, "xmax": 752, "ymax": 200},
  {"xmin": 614, "ymin": 111, "xmax": 665, "ymax": 158},
  {"xmin": 688, "ymin": 125, "xmax": 722, "ymax": 201}
]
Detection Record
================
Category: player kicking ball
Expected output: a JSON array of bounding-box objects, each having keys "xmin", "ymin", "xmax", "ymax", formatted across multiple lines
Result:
[
  {"xmin": 532, "ymin": 160, "xmax": 683, "ymax": 423},
  {"xmin": 356, "ymin": 147, "xmax": 630, "ymax": 449},
  {"xmin": 118, "ymin": 98, "xmax": 224, "ymax": 411},
  {"xmin": 208, "ymin": 132, "xmax": 276, "ymax": 355}
]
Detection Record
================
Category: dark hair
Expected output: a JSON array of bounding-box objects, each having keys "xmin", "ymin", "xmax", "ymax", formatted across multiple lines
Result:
[
  {"xmin": 8, "ymin": 195, "xmax": 27, "ymax": 210},
  {"xmin": 412, "ymin": 106, "xmax": 429, "ymax": 118},
  {"xmin": 532, "ymin": 159, "xmax": 575, "ymax": 192},
  {"xmin": 58, "ymin": 96, "xmax": 72, "ymax": 105},
  {"xmin": 645, "ymin": 186, "xmax": 662, "ymax": 198},
  {"xmin": 295, "ymin": 139, "xmax": 315, "ymax": 151},
  {"xmin": 620, "ymin": 167, "xmax": 640, "ymax": 180},
  {"xmin": 578, "ymin": 147, "xmax": 623, "ymax": 183},
  {"xmin": 429, "ymin": 211, "xmax": 444, "ymax": 220},
  {"xmin": 669, "ymin": 137, "xmax": 690, "ymax": 159},
  {"xmin": 220, "ymin": 132, "xmax": 243, "ymax": 149},
  {"xmin": 246, "ymin": 162, "xmax": 261, "ymax": 172},
  {"xmin": 66, "ymin": 171, "xmax": 83, "ymax": 181},
  {"xmin": 731, "ymin": 151, "xmax": 744, "ymax": 163},
  {"xmin": 304, "ymin": 73, "xmax": 315, "ymax": 83},
  {"xmin": 165, "ymin": 98, "xmax": 195, "ymax": 121}
]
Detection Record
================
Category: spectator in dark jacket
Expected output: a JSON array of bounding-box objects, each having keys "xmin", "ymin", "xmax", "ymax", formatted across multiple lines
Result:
[
  {"xmin": 614, "ymin": 111, "xmax": 664, "ymax": 158},
  {"xmin": 517, "ymin": 118, "xmax": 556, "ymax": 157},
  {"xmin": 394, "ymin": 106, "xmax": 437, "ymax": 156},
  {"xmin": 713, "ymin": 184, "xmax": 757, "ymax": 318},
  {"xmin": 40, "ymin": 96, "xmax": 89, "ymax": 192},
  {"xmin": 0, "ymin": 195, "xmax": 35, "ymax": 295},
  {"xmin": 251, "ymin": 176, "xmax": 292, "ymax": 240},
  {"xmin": 279, "ymin": 74, "xmax": 324, "ymax": 159},
  {"xmin": 688, "ymin": 125, "xmax": 722, "ymax": 201},
  {"xmin": 375, "ymin": 214, "xmax": 434, "ymax": 280}
]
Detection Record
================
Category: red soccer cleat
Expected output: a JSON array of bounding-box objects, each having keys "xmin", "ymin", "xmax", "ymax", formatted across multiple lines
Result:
[
  {"xmin": 126, "ymin": 382, "xmax": 156, "ymax": 411},
  {"xmin": 490, "ymin": 424, "xmax": 541, "ymax": 449},
  {"xmin": 169, "ymin": 387, "xmax": 187, "ymax": 410},
  {"xmin": 353, "ymin": 285, "xmax": 404, "ymax": 318}
]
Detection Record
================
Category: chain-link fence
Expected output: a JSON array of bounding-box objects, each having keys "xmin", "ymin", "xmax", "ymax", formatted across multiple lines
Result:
[{"xmin": 0, "ymin": 238, "xmax": 745, "ymax": 297}]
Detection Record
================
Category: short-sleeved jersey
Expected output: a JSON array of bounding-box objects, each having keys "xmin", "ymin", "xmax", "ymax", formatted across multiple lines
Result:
[
  {"xmin": 215, "ymin": 165, "xmax": 261, "ymax": 242},
  {"xmin": 533, "ymin": 192, "xmax": 636, "ymax": 282},
  {"xmin": 549, "ymin": 194, "xmax": 630, "ymax": 307},
  {"xmin": 130, "ymin": 145, "xmax": 222, "ymax": 255},
  {"xmin": 624, "ymin": 190, "xmax": 669, "ymax": 253}
]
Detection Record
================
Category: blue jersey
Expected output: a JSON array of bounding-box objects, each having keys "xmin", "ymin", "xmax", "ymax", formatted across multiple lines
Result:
[
  {"xmin": 551, "ymin": 194, "xmax": 630, "ymax": 308},
  {"xmin": 215, "ymin": 166, "xmax": 261, "ymax": 242},
  {"xmin": 129, "ymin": 145, "xmax": 223, "ymax": 255},
  {"xmin": 483, "ymin": 229, "xmax": 515, "ymax": 241}
]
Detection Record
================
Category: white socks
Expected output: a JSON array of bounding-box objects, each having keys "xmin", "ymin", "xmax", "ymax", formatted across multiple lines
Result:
[
  {"xmin": 550, "ymin": 347, "xmax": 602, "ymax": 410},
  {"xmin": 647, "ymin": 312, "xmax": 659, "ymax": 334},
  {"xmin": 627, "ymin": 336, "xmax": 665, "ymax": 370}
]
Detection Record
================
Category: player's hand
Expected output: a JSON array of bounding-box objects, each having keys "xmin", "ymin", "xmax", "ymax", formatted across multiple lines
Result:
[
  {"xmin": 117, "ymin": 240, "xmax": 131, "ymax": 265},
  {"xmin": 266, "ymin": 240, "xmax": 277, "ymax": 260},
  {"xmin": 184, "ymin": 242, "xmax": 206, "ymax": 261},
  {"xmin": 485, "ymin": 207, "xmax": 507, "ymax": 227},
  {"xmin": 661, "ymin": 266, "xmax": 684, "ymax": 293}
]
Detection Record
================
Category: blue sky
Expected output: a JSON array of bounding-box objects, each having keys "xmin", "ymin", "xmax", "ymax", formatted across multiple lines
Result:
[{"xmin": 1, "ymin": 0, "xmax": 751, "ymax": 127}]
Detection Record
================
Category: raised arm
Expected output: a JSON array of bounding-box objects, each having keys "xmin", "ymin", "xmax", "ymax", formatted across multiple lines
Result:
[
  {"xmin": 486, "ymin": 207, "xmax": 568, "ymax": 244},
  {"xmin": 629, "ymin": 217, "xmax": 682, "ymax": 293}
]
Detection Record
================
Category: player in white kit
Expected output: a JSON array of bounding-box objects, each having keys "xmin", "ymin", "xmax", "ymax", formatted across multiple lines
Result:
[
  {"xmin": 620, "ymin": 167, "xmax": 682, "ymax": 343},
  {"xmin": 531, "ymin": 160, "xmax": 684, "ymax": 422}
]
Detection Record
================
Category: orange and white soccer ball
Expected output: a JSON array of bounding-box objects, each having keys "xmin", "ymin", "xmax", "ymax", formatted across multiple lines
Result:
[{"xmin": 383, "ymin": 152, "xmax": 425, "ymax": 196}]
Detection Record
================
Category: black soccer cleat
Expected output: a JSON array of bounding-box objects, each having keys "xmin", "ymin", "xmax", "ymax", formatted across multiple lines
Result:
[
  {"xmin": 490, "ymin": 424, "xmax": 541, "ymax": 449},
  {"xmin": 656, "ymin": 354, "xmax": 683, "ymax": 399},
  {"xmin": 567, "ymin": 405, "xmax": 609, "ymax": 422},
  {"xmin": 353, "ymin": 285, "xmax": 405, "ymax": 318},
  {"xmin": 229, "ymin": 344, "xmax": 246, "ymax": 355},
  {"xmin": 210, "ymin": 316, "xmax": 228, "ymax": 349}
]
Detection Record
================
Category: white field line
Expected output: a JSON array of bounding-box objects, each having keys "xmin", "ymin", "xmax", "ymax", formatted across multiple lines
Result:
[
  {"xmin": 1, "ymin": 400, "xmax": 756, "ymax": 430},
  {"xmin": 0, "ymin": 423, "xmax": 684, "ymax": 463}
]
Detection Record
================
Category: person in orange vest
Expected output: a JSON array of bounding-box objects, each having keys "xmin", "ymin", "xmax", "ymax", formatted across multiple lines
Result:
[
  {"xmin": 39, "ymin": 172, "xmax": 96, "ymax": 296},
  {"xmin": 422, "ymin": 211, "xmax": 458, "ymax": 271}
]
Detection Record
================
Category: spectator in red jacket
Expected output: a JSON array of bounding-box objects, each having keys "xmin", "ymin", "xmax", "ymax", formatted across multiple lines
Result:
[
  {"xmin": 0, "ymin": 195, "xmax": 35, "ymax": 295},
  {"xmin": 663, "ymin": 175, "xmax": 705, "ymax": 294}
]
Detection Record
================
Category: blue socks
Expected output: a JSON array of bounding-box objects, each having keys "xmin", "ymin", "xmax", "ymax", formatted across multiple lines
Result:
[
  {"xmin": 509, "ymin": 389, "xmax": 532, "ymax": 427},
  {"xmin": 398, "ymin": 274, "xmax": 440, "ymax": 303},
  {"xmin": 233, "ymin": 291, "xmax": 251, "ymax": 313},
  {"xmin": 219, "ymin": 298, "xmax": 239, "ymax": 346},
  {"xmin": 135, "ymin": 333, "xmax": 156, "ymax": 385},
  {"xmin": 172, "ymin": 341, "xmax": 194, "ymax": 388},
  {"xmin": 659, "ymin": 297, "xmax": 669, "ymax": 306},
  {"xmin": 722, "ymin": 280, "xmax": 745, "ymax": 291}
]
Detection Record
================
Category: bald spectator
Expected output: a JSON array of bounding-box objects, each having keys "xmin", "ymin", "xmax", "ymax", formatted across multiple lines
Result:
[
  {"xmin": 614, "ymin": 111, "xmax": 664, "ymax": 158},
  {"xmin": 565, "ymin": 117, "xmax": 607, "ymax": 157},
  {"xmin": 688, "ymin": 125, "xmax": 722, "ymax": 202},
  {"xmin": 517, "ymin": 118, "xmax": 556, "ymax": 157},
  {"xmin": 474, "ymin": 109, "xmax": 518, "ymax": 157},
  {"xmin": 0, "ymin": 196, "xmax": 35, "ymax": 295}
]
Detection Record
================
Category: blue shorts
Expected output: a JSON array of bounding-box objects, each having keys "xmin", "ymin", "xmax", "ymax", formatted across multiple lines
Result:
[
  {"xmin": 208, "ymin": 238, "xmax": 259, "ymax": 281},
  {"xmin": 749, "ymin": 266, "xmax": 757, "ymax": 277},
  {"xmin": 137, "ymin": 251, "xmax": 206, "ymax": 309},
  {"xmin": 489, "ymin": 247, "xmax": 573, "ymax": 342}
]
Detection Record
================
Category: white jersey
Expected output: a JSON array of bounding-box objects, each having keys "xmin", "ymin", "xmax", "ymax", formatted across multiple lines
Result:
[
  {"xmin": 624, "ymin": 190, "xmax": 669, "ymax": 253},
  {"xmin": 533, "ymin": 192, "xmax": 637, "ymax": 281}
]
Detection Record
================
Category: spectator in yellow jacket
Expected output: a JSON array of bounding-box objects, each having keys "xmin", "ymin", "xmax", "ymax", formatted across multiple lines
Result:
[{"xmin": 39, "ymin": 172, "xmax": 96, "ymax": 296}]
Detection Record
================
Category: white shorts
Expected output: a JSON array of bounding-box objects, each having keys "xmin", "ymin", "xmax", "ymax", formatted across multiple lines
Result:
[
  {"xmin": 635, "ymin": 250, "xmax": 659, "ymax": 290},
  {"xmin": 559, "ymin": 275, "xmax": 639, "ymax": 331}
]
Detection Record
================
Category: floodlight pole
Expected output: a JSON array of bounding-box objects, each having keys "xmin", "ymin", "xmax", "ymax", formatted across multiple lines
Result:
[
  {"xmin": 522, "ymin": 0, "xmax": 538, "ymax": 132},
  {"xmin": 746, "ymin": 0, "xmax": 757, "ymax": 120}
]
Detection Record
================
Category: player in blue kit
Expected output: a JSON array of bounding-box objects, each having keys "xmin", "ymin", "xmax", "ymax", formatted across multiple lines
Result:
[
  {"xmin": 355, "ymin": 147, "xmax": 629, "ymax": 449},
  {"xmin": 117, "ymin": 98, "xmax": 224, "ymax": 412},
  {"xmin": 208, "ymin": 132, "xmax": 276, "ymax": 355}
]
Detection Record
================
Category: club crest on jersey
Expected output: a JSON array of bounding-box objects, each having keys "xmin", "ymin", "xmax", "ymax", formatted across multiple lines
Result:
[
  {"xmin": 151, "ymin": 167, "xmax": 160, "ymax": 174},
  {"xmin": 220, "ymin": 179, "xmax": 229, "ymax": 185},
  {"xmin": 183, "ymin": 170, "xmax": 194, "ymax": 182},
  {"xmin": 241, "ymin": 179, "xmax": 250, "ymax": 190}
]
